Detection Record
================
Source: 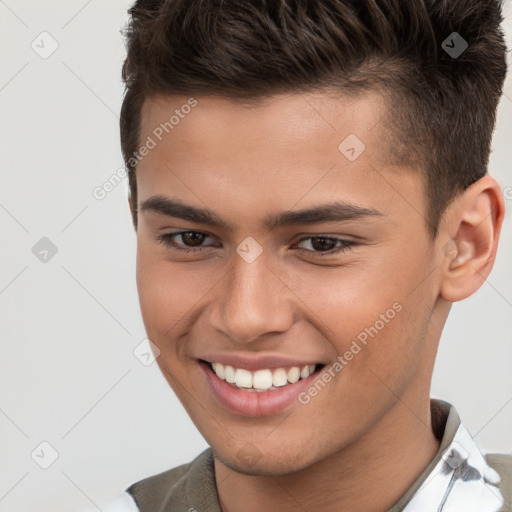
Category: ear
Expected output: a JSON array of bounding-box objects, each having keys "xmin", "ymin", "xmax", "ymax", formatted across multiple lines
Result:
[{"xmin": 439, "ymin": 175, "xmax": 505, "ymax": 302}]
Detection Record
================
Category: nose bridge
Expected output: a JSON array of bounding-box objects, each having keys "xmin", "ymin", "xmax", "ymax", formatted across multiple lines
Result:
[{"xmin": 210, "ymin": 248, "xmax": 293, "ymax": 344}]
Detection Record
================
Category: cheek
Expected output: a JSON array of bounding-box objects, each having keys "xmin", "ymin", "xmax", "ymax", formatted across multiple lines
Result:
[
  {"xmin": 280, "ymin": 261, "xmax": 403, "ymax": 335},
  {"xmin": 281, "ymin": 250, "xmax": 434, "ymax": 370},
  {"xmin": 135, "ymin": 245, "xmax": 223, "ymax": 342}
]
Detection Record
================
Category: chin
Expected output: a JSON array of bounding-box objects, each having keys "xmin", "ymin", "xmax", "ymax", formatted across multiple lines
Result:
[{"xmin": 213, "ymin": 444, "xmax": 321, "ymax": 477}]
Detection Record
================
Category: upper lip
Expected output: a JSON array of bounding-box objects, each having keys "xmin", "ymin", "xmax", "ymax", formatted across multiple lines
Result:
[{"xmin": 199, "ymin": 352, "xmax": 325, "ymax": 372}]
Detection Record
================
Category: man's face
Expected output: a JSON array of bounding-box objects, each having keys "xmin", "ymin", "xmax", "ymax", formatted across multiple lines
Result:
[{"xmin": 134, "ymin": 91, "xmax": 445, "ymax": 475}]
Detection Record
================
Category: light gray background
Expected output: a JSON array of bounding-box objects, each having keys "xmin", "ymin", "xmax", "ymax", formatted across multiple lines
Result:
[{"xmin": 0, "ymin": 1, "xmax": 511, "ymax": 510}]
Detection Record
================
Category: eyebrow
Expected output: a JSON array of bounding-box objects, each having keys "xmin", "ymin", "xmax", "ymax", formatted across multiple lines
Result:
[{"xmin": 140, "ymin": 195, "xmax": 383, "ymax": 231}]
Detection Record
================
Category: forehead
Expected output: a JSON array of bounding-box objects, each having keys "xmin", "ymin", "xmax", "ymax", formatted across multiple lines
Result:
[
  {"xmin": 139, "ymin": 89, "xmax": 390, "ymax": 162},
  {"xmin": 135, "ymin": 90, "xmax": 422, "ymax": 230}
]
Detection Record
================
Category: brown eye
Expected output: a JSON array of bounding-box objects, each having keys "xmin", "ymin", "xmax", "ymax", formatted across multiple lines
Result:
[
  {"xmin": 179, "ymin": 231, "xmax": 207, "ymax": 247},
  {"xmin": 156, "ymin": 231, "xmax": 216, "ymax": 252},
  {"xmin": 309, "ymin": 237, "xmax": 337, "ymax": 251},
  {"xmin": 295, "ymin": 236, "xmax": 355, "ymax": 256}
]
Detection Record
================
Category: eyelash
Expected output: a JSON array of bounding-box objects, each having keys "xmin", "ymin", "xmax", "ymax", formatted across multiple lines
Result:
[{"xmin": 155, "ymin": 231, "xmax": 356, "ymax": 257}]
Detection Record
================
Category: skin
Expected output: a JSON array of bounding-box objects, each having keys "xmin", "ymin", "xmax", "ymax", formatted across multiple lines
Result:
[{"xmin": 130, "ymin": 90, "xmax": 504, "ymax": 512}]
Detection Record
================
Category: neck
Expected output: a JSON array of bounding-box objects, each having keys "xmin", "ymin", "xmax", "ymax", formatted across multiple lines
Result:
[{"xmin": 214, "ymin": 395, "xmax": 441, "ymax": 512}]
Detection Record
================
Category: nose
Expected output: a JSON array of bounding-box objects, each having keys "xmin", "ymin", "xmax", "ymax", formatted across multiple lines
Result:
[{"xmin": 208, "ymin": 249, "xmax": 295, "ymax": 344}]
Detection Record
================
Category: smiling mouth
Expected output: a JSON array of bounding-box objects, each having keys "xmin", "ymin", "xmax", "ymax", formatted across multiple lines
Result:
[{"xmin": 201, "ymin": 360, "xmax": 325, "ymax": 392}]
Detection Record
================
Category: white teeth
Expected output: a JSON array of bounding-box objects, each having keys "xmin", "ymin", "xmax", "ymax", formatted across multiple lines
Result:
[
  {"xmin": 208, "ymin": 361, "xmax": 319, "ymax": 391},
  {"xmin": 272, "ymin": 368, "xmax": 288, "ymax": 387},
  {"xmin": 252, "ymin": 369, "xmax": 273, "ymax": 390},
  {"xmin": 212, "ymin": 362, "xmax": 224, "ymax": 380},
  {"xmin": 287, "ymin": 366, "xmax": 300, "ymax": 383},
  {"xmin": 235, "ymin": 368, "xmax": 253, "ymax": 388},
  {"xmin": 224, "ymin": 365, "xmax": 236, "ymax": 383}
]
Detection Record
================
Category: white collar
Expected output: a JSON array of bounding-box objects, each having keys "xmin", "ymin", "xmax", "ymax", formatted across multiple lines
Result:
[{"xmin": 403, "ymin": 421, "xmax": 504, "ymax": 511}]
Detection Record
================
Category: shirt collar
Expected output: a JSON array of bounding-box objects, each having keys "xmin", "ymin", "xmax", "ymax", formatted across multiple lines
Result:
[{"xmin": 388, "ymin": 398, "xmax": 503, "ymax": 511}]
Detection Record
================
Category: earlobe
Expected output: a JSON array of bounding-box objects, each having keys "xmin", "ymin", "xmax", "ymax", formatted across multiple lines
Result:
[{"xmin": 439, "ymin": 176, "xmax": 505, "ymax": 302}]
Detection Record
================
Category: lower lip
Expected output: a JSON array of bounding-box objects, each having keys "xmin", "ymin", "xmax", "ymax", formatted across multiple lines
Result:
[{"xmin": 199, "ymin": 360, "xmax": 323, "ymax": 417}]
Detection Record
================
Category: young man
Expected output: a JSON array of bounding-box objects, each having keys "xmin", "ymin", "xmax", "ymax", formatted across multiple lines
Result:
[{"xmin": 112, "ymin": 0, "xmax": 511, "ymax": 510}]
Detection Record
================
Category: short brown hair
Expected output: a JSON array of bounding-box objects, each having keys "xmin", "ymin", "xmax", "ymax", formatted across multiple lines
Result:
[{"xmin": 120, "ymin": 0, "xmax": 507, "ymax": 236}]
